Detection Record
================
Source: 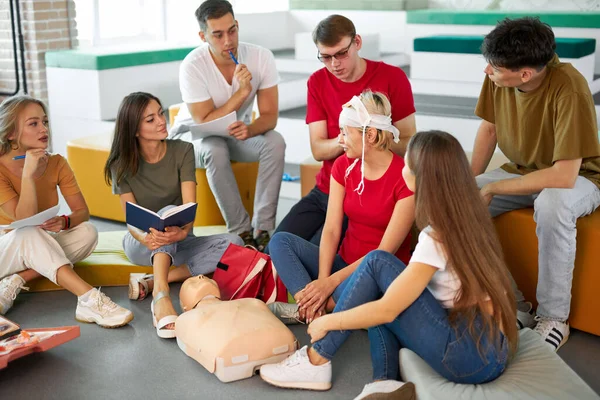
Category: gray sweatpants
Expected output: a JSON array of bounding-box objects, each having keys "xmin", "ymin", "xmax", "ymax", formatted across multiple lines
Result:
[
  {"xmin": 476, "ymin": 168, "xmax": 600, "ymax": 321},
  {"xmin": 194, "ymin": 130, "xmax": 286, "ymax": 234},
  {"xmin": 123, "ymin": 206, "xmax": 243, "ymax": 276}
]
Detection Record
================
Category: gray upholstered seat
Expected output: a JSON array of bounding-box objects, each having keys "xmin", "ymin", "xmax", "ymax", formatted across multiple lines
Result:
[{"xmin": 399, "ymin": 328, "xmax": 599, "ymax": 400}]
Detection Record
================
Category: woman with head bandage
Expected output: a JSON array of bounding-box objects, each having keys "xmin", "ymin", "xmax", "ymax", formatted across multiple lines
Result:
[
  {"xmin": 262, "ymin": 131, "xmax": 518, "ymax": 398},
  {"xmin": 266, "ymin": 90, "xmax": 415, "ymax": 327}
]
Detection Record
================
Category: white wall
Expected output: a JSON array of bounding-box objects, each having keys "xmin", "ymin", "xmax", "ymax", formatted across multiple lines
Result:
[
  {"xmin": 289, "ymin": 10, "xmax": 409, "ymax": 54},
  {"xmin": 163, "ymin": 10, "xmax": 296, "ymax": 51},
  {"xmin": 237, "ymin": 11, "xmax": 295, "ymax": 50}
]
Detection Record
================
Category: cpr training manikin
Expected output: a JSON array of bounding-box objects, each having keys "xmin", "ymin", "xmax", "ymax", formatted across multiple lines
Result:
[{"xmin": 176, "ymin": 275, "xmax": 298, "ymax": 383}]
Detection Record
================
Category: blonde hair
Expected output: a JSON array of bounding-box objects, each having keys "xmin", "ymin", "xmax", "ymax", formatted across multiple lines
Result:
[
  {"xmin": 355, "ymin": 90, "xmax": 394, "ymax": 151},
  {"xmin": 0, "ymin": 95, "xmax": 49, "ymax": 156}
]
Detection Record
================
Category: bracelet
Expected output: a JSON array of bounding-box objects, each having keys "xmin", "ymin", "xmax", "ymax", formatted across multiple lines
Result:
[{"xmin": 60, "ymin": 215, "xmax": 71, "ymax": 230}]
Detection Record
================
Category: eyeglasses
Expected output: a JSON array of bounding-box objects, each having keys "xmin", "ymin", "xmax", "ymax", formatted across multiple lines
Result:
[{"xmin": 317, "ymin": 37, "xmax": 355, "ymax": 63}]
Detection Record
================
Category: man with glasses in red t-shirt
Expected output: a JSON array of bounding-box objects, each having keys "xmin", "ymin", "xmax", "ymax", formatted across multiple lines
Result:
[{"xmin": 270, "ymin": 14, "xmax": 416, "ymax": 248}]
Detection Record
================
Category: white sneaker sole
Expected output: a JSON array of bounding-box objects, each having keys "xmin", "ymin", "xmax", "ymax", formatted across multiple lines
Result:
[
  {"xmin": 260, "ymin": 374, "xmax": 331, "ymax": 391},
  {"xmin": 76, "ymin": 312, "xmax": 134, "ymax": 329}
]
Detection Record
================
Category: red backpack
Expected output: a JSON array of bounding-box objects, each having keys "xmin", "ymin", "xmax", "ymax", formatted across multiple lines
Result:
[{"xmin": 212, "ymin": 243, "xmax": 288, "ymax": 304}]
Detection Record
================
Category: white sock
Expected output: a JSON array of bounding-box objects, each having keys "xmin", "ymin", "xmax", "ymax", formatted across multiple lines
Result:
[{"xmin": 78, "ymin": 288, "xmax": 95, "ymax": 302}]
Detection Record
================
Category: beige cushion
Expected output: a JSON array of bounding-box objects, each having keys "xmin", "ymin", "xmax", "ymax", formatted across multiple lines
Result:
[{"xmin": 399, "ymin": 329, "xmax": 599, "ymax": 400}]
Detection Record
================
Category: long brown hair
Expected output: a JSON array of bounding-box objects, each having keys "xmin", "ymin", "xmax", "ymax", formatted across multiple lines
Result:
[
  {"xmin": 406, "ymin": 130, "xmax": 518, "ymax": 356},
  {"xmin": 104, "ymin": 92, "xmax": 162, "ymax": 186}
]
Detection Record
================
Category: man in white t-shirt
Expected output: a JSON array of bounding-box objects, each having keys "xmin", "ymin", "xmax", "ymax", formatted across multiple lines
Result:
[{"xmin": 171, "ymin": 0, "xmax": 285, "ymax": 251}]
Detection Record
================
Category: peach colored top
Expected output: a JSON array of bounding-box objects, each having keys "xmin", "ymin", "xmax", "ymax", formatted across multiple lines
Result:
[{"xmin": 0, "ymin": 155, "xmax": 80, "ymax": 224}]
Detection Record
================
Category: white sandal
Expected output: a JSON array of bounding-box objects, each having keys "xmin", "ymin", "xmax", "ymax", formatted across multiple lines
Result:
[
  {"xmin": 151, "ymin": 291, "xmax": 177, "ymax": 339},
  {"xmin": 128, "ymin": 273, "xmax": 153, "ymax": 300}
]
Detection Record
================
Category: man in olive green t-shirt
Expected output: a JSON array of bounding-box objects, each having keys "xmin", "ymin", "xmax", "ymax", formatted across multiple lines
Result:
[{"xmin": 472, "ymin": 17, "xmax": 600, "ymax": 352}]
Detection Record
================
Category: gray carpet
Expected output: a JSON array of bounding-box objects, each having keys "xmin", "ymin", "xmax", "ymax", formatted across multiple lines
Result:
[
  {"xmin": 0, "ymin": 285, "xmax": 375, "ymax": 400},
  {"xmin": 2, "ymin": 285, "xmax": 600, "ymax": 399}
]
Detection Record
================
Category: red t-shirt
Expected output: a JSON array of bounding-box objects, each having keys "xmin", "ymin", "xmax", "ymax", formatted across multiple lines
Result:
[
  {"xmin": 331, "ymin": 153, "xmax": 413, "ymax": 265},
  {"xmin": 306, "ymin": 59, "xmax": 415, "ymax": 194}
]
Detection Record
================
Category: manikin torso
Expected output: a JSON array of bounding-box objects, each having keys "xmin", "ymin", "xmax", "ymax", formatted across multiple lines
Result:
[{"xmin": 175, "ymin": 276, "xmax": 297, "ymax": 382}]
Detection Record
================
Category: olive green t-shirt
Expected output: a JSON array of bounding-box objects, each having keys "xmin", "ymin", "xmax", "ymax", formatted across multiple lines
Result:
[
  {"xmin": 112, "ymin": 139, "xmax": 197, "ymax": 212},
  {"xmin": 475, "ymin": 54, "xmax": 600, "ymax": 188}
]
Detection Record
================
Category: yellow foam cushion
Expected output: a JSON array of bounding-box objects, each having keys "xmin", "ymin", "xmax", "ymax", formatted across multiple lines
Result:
[
  {"xmin": 495, "ymin": 209, "xmax": 600, "ymax": 336},
  {"xmin": 28, "ymin": 226, "xmax": 228, "ymax": 292},
  {"xmin": 67, "ymin": 134, "xmax": 258, "ymax": 226}
]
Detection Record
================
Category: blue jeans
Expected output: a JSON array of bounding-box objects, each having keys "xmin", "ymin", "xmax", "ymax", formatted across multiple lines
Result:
[
  {"xmin": 313, "ymin": 250, "xmax": 509, "ymax": 384},
  {"xmin": 269, "ymin": 232, "xmax": 350, "ymax": 303},
  {"xmin": 266, "ymin": 186, "xmax": 348, "ymax": 253}
]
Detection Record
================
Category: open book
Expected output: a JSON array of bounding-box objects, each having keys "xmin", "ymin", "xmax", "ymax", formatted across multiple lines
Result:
[{"xmin": 126, "ymin": 202, "xmax": 198, "ymax": 232}]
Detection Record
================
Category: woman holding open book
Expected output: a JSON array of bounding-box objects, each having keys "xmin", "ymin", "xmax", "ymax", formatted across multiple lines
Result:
[
  {"xmin": 104, "ymin": 92, "xmax": 243, "ymax": 339},
  {"xmin": 0, "ymin": 95, "xmax": 133, "ymax": 328}
]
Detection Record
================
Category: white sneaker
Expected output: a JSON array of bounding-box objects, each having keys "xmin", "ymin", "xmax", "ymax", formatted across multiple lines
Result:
[
  {"xmin": 268, "ymin": 302, "xmax": 304, "ymax": 325},
  {"xmin": 75, "ymin": 288, "xmax": 134, "ymax": 328},
  {"xmin": 260, "ymin": 346, "xmax": 332, "ymax": 391},
  {"xmin": 533, "ymin": 317, "xmax": 569, "ymax": 352},
  {"xmin": 354, "ymin": 380, "xmax": 416, "ymax": 400},
  {"xmin": 0, "ymin": 274, "xmax": 28, "ymax": 315},
  {"xmin": 516, "ymin": 301, "xmax": 536, "ymax": 329}
]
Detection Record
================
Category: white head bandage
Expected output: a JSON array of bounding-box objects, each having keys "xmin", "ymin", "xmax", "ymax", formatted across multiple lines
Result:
[{"xmin": 338, "ymin": 95, "xmax": 400, "ymax": 195}]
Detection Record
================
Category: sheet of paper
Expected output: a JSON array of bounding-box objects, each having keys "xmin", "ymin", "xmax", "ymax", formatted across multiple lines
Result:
[
  {"xmin": 7, "ymin": 205, "xmax": 60, "ymax": 229},
  {"xmin": 187, "ymin": 111, "xmax": 236, "ymax": 140}
]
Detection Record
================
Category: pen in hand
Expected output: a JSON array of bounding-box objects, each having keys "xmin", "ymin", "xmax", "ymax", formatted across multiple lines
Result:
[
  {"xmin": 229, "ymin": 50, "xmax": 239, "ymax": 65},
  {"xmin": 12, "ymin": 151, "xmax": 50, "ymax": 161}
]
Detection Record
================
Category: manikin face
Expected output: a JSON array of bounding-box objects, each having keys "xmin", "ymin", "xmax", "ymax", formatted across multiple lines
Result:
[
  {"xmin": 200, "ymin": 13, "xmax": 239, "ymax": 63},
  {"xmin": 316, "ymin": 35, "xmax": 362, "ymax": 82},
  {"xmin": 179, "ymin": 275, "xmax": 221, "ymax": 311},
  {"xmin": 137, "ymin": 100, "xmax": 167, "ymax": 142},
  {"xmin": 8, "ymin": 103, "xmax": 49, "ymax": 151}
]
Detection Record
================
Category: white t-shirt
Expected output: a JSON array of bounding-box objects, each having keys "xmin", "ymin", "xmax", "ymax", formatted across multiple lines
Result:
[
  {"xmin": 174, "ymin": 42, "xmax": 279, "ymax": 129},
  {"xmin": 409, "ymin": 227, "xmax": 461, "ymax": 308}
]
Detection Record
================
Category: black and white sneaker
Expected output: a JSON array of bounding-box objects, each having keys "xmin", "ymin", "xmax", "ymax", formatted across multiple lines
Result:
[
  {"xmin": 533, "ymin": 317, "xmax": 569, "ymax": 352},
  {"xmin": 516, "ymin": 301, "xmax": 536, "ymax": 329}
]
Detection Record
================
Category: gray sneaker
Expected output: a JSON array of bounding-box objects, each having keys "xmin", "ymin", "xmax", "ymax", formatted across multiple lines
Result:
[
  {"xmin": 268, "ymin": 302, "xmax": 304, "ymax": 325},
  {"xmin": 0, "ymin": 274, "xmax": 28, "ymax": 315},
  {"xmin": 517, "ymin": 301, "xmax": 537, "ymax": 329}
]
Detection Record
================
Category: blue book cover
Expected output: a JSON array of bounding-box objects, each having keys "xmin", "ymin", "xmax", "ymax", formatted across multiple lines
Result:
[{"xmin": 126, "ymin": 202, "xmax": 197, "ymax": 232}]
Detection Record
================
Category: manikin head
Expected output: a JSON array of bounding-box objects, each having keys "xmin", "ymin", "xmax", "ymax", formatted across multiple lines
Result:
[{"xmin": 179, "ymin": 275, "xmax": 221, "ymax": 312}]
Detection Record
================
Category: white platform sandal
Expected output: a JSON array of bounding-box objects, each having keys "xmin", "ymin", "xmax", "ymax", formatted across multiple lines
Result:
[
  {"xmin": 128, "ymin": 273, "xmax": 153, "ymax": 300},
  {"xmin": 151, "ymin": 291, "xmax": 177, "ymax": 339}
]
